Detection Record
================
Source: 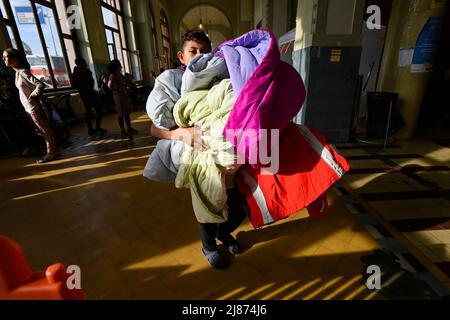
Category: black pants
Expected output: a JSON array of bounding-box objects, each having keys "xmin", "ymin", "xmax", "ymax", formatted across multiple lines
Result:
[
  {"xmin": 81, "ymin": 93, "xmax": 101, "ymax": 131},
  {"xmin": 118, "ymin": 114, "xmax": 132, "ymax": 130},
  {"xmin": 198, "ymin": 187, "xmax": 249, "ymax": 251}
]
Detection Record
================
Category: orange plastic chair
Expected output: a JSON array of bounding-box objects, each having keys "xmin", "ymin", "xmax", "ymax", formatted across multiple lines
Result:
[{"xmin": 0, "ymin": 235, "xmax": 84, "ymax": 300}]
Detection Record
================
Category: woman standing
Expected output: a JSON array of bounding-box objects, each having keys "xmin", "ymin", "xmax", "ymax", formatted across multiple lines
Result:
[
  {"xmin": 2, "ymin": 48, "xmax": 56, "ymax": 163},
  {"xmin": 107, "ymin": 60, "xmax": 138, "ymax": 136}
]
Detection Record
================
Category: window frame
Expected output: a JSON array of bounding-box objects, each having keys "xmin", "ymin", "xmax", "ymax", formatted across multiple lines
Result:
[
  {"xmin": 149, "ymin": 4, "xmax": 158, "ymax": 71},
  {"xmin": 159, "ymin": 9, "xmax": 171, "ymax": 70},
  {"xmin": 100, "ymin": 0, "xmax": 133, "ymax": 76},
  {"xmin": 1, "ymin": 0, "xmax": 78, "ymax": 92}
]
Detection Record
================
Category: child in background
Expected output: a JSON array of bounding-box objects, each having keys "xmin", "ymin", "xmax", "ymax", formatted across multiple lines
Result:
[{"xmin": 107, "ymin": 60, "xmax": 138, "ymax": 136}]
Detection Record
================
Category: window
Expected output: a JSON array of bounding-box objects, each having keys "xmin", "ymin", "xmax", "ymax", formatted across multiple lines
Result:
[
  {"xmin": 160, "ymin": 9, "xmax": 171, "ymax": 70},
  {"xmin": 149, "ymin": 5, "xmax": 158, "ymax": 71},
  {"xmin": 1, "ymin": 0, "xmax": 77, "ymax": 90},
  {"xmin": 150, "ymin": 9, "xmax": 157, "ymax": 55},
  {"xmin": 100, "ymin": 0, "xmax": 132, "ymax": 75},
  {"xmin": 0, "ymin": 1, "xmax": 8, "ymax": 19}
]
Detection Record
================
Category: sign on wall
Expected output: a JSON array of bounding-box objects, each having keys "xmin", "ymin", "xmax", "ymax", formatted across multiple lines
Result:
[
  {"xmin": 411, "ymin": 16, "xmax": 444, "ymax": 73},
  {"xmin": 15, "ymin": 6, "xmax": 45, "ymax": 24},
  {"xmin": 398, "ymin": 47, "xmax": 414, "ymax": 67}
]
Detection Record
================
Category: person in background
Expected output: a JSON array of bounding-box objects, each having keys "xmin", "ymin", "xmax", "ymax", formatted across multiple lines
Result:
[
  {"xmin": 98, "ymin": 74, "xmax": 114, "ymax": 111},
  {"xmin": 150, "ymin": 72, "xmax": 157, "ymax": 88},
  {"xmin": 124, "ymin": 72, "xmax": 138, "ymax": 107},
  {"xmin": 72, "ymin": 58, "xmax": 107, "ymax": 135},
  {"xmin": 2, "ymin": 48, "xmax": 56, "ymax": 164},
  {"xmin": 107, "ymin": 60, "xmax": 138, "ymax": 136},
  {"xmin": 39, "ymin": 68, "xmax": 53, "ymax": 88},
  {"xmin": 0, "ymin": 68, "xmax": 37, "ymax": 157}
]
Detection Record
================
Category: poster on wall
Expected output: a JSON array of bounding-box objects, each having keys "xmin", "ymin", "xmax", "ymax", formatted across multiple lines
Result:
[
  {"xmin": 15, "ymin": 6, "xmax": 45, "ymax": 24},
  {"xmin": 398, "ymin": 47, "xmax": 414, "ymax": 67},
  {"xmin": 411, "ymin": 16, "xmax": 444, "ymax": 73}
]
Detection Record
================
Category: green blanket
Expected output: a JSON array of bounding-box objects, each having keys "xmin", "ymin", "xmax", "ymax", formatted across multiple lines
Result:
[{"xmin": 173, "ymin": 79, "xmax": 237, "ymax": 223}]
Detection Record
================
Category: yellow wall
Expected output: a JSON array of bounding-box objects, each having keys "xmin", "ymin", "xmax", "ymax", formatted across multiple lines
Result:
[{"xmin": 377, "ymin": 0, "xmax": 446, "ymax": 139}]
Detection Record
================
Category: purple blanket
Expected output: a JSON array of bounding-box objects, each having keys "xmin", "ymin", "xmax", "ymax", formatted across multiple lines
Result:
[{"xmin": 214, "ymin": 29, "xmax": 306, "ymax": 167}]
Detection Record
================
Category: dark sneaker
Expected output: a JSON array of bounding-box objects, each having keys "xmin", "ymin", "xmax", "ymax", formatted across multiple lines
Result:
[
  {"xmin": 95, "ymin": 128, "xmax": 107, "ymax": 134},
  {"xmin": 202, "ymin": 248, "xmax": 228, "ymax": 270},
  {"xmin": 127, "ymin": 127, "xmax": 138, "ymax": 135},
  {"xmin": 21, "ymin": 148, "xmax": 33, "ymax": 157},
  {"xmin": 88, "ymin": 128, "xmax": 95, "ymax": 135},
  {"xmin": 120, "ymin": 130, "xmax": 129, "ymax": 137},
  {"xmin": 36, "ymin": 155, "xmax": 55, "ymax": 164},
  {"xmin": 218, "ymin": 234, "xmax": 241, "ymax": 255}
]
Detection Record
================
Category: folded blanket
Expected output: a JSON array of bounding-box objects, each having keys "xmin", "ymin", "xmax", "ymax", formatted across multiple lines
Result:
[
  {"xmin": 236, "ymin": 123, "xmax": 350, "ymax": 228},
  {"xmin": 146, "ymin": 69, "xmax": 183, "ymax": 130},
  {"xmin": 174, "ymin": 79, "xmax": 236, "ymax": 223},
  {"xmin": 214, "ymin": 29, "xmax": 306, "ymax": 167},
  {"xmin": 144, "ymin": 29, "xmax": 350, "ymax": 229},
  {"xmin": 144, "ymin": 54, "xmax": 229, "ymax": 183}
]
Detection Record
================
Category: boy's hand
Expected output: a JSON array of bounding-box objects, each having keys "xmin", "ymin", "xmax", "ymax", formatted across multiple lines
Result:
[
  {"xmin": 172, "ymin": 126, "xmax": 210, "ymax": 151},
  {"xmin": 221, "ymin": 164, "xmax": 243, "ymax": 176}
]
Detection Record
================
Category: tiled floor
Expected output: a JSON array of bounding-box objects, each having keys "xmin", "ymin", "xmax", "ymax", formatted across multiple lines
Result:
[
  {"xmin": 1, "ymin": 112, "xmax": 448, "ymax": 299},
  {"xmin": 0, "ymin": 111, "xmax": 393, "ymax": 300},
  {"xmin": 337, "ymin": 139, "xmax": 450, "ymax": 291}
]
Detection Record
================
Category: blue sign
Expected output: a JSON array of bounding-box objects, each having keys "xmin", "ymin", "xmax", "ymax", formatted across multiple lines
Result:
[
  {"xmin": 411, "ymin": 16, "xmax": 444, "ymax": 73},
  {"xmin": 15, "ymin": 6, "xmax": 45, "ymax": 25}
]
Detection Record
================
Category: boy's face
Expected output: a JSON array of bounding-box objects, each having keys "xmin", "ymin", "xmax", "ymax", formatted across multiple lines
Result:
[{"xmin": 177, "ymin": 40, "xmax": 211, "ymax": 66}]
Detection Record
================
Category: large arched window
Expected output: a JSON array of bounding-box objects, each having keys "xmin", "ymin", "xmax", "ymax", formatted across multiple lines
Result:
[
  {"xmin": 100, "ymin": 0, "xmax": 132, "ymax": 75},
  {"xmin": 159, "ymin": 9, "xmax": 171, "ymax": 70},
  {"xmin": 0, "ymin": 0, "xmax": 78, "ymax": 90},
  {"xmin": 149, "ymin": 5, "xmax": 158, "ymax": 71}
]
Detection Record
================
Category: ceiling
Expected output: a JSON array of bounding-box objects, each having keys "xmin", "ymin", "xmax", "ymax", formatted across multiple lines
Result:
[{"xmin": 180, "ymin": 5, "xmax": 231, "ymax": 32}]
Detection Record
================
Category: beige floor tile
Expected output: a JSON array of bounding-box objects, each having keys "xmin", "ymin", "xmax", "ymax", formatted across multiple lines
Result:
[
  {"xmin": 426, "ymin": 244, "xmax": 450, "ymax": 262},
  {"xmin": 338, "ymin": 149, "xmax": 370, "ymax": 157},
  {"xmin": 417, "ymin": 246, "xmax": 442, "ymax": 263},
  {"xmin": 370, "ymin": 198, "xmax": 450, "ymax": 220},
  {"xmin": 344, "ymin": 173, "xmax": 428, "ymax": 194},
  {"xmin": 416, "ymin": 171, "xmax": 450, "ymax": 189},
  {"xmin": 348, "ymin": 159, "xmax": 393, "ymax": 169},
  {"xmin": 430, "ymin": 230, "xmax": 450, "ymax": 244},
  {"xmin": 392, "ymin": 158, "xmax": 442, "ymax": 167},
  {"xmin": 348, "ymin": 231, "xmax": 380, "ymax": 250},
  {"xmin": 404, "ymin": 231, "xmax": 443, "ymax": 246},
  {"xmin": 403, "ymin": 233, "xmax": 424, "ymax": 246}
]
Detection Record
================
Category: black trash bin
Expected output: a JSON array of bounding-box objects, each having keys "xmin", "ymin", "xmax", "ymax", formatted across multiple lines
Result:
[{"xmin": 366, "ymin": 92, "xmax": 403, "ymax": 139}]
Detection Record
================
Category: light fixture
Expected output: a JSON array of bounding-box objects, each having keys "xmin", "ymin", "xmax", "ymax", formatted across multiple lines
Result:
[{"xmin": 198, "ymin": 3, "xmax": 203, "ymax": 29}]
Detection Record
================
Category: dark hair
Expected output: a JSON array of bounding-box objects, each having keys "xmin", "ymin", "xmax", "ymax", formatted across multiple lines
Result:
[
  {"xmin": 75, "ymin": 57, "xmax": 86, "ymax": 66},
  {"xmin": 180, "ymin": 30, "xmax": 212, "ymax": 52},
  {"xmin": 107, "ymin": 59, "xmax": 121, "ymax": 75},
  {"xmin": 3, "ymin": 48, "xmax": 30, "ymax": 69}
]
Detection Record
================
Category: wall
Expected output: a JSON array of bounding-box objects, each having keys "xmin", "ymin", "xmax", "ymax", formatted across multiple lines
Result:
[
  {"xmin": 272, "ymin": 0, "xmax": 290, "ymax": 38},
  {"xmin": 294, "ymin": 0, "xmax": 315, "ymax": 50},
  {"xmin": 239, "ymin": 0, "xmax": 253, "ymax": 33},
  {"xmin": 168, "ymin": 0, "xmax": 240, "ymax": 56},
  {"xmin": 292, "ymin": 0, "xmax": 365, "ymax": 142},
  {"xmin": 377, "ymin": 0, "xmax": 447, "ymax": 139}
]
